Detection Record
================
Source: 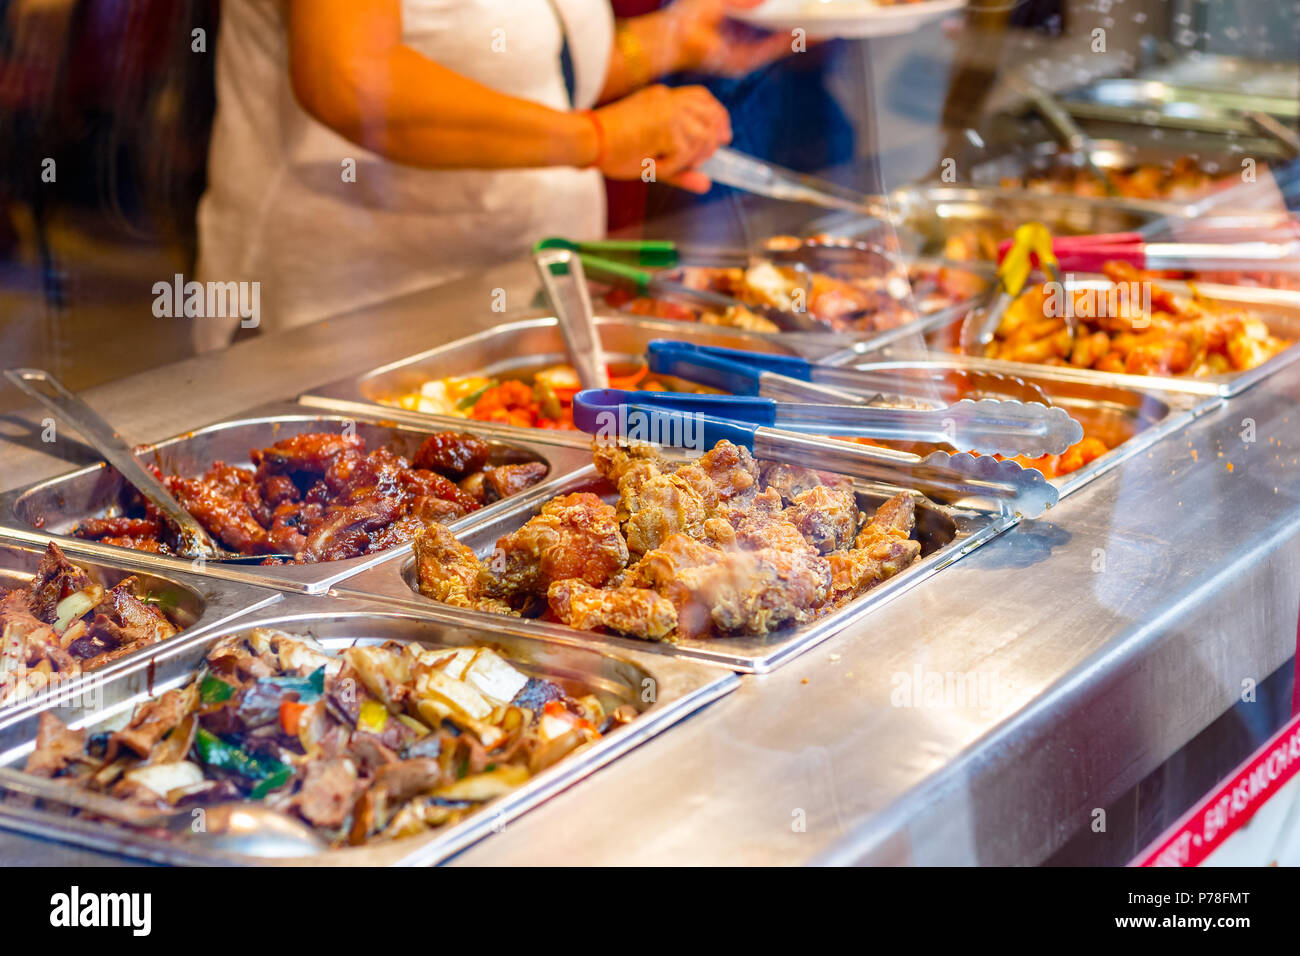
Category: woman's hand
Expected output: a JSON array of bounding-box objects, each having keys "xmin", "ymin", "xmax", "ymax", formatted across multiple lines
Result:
[
  {"xmin": 592, "ymin": 84, "xmax": 732, "ymax": 193},
  {"xmin": 665, "ymin": 0, "xmax": 795, "ymax": 78}
]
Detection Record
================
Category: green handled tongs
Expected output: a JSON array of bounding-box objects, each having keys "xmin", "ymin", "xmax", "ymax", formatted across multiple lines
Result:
[{"xmin": 533, "ymin": 238, "xmax": 828, "ymax": 333}]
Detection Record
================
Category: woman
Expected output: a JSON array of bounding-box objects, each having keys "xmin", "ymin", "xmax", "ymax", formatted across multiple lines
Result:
[{"xmin": 195, "ymin": 0, "xmax": 789, "ymax": 350}]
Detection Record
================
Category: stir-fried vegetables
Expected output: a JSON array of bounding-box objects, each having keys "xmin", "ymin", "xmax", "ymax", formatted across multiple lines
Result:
[{"xmin": 20, "ymin": 628, "xmax": 638, "ymax": 847}]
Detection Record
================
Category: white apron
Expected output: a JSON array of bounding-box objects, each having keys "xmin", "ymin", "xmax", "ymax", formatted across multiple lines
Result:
[{"xmin": 194, "ymin": 0, "xmax": 612, "ymax": 351}]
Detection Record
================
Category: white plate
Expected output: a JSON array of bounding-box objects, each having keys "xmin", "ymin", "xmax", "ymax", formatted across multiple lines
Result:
[{"xmin": 734, "ymin": 0, "xmax": 968, "ymax": 39}]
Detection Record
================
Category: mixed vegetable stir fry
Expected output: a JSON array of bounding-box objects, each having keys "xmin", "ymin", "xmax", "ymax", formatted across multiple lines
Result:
[{"xmin": 21, "ymin": 628, "xmax": 632, "ymax": 847}]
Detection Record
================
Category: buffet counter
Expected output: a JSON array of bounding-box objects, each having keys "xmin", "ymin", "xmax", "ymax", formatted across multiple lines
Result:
[{"xmin": 0, "ymin": 247, "xmax": 1297, "ymax": 866}]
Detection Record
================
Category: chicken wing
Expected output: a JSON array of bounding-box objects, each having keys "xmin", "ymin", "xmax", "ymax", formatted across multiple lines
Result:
[
  {"xmin": 547, "ymin": 579, "xmax": 677, "ymax": 639},
  {"xmin": 489, "ymin": 492, "xmax": 629, "ymax": 602},
  {"xmin": 412, "ymin": 524, "xmax": 510, "ymax": 614},
  {"xmin": 826, "ymin": 492, "xmax": 921, "ymax": 602},
  {"xmin": 784, "ymin": 481, "xmax": 861, "ymax": 553}
]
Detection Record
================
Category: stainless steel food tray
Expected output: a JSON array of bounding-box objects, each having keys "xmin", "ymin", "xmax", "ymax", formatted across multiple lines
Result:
[
  {"xmin": 0, "ymin": 533, "xmax": 280, "ymax": 711},
  {"xmin": 851, "ymin": 279, "xmax": 1300, "ymax": 399},
  {"xmin": 0, "ymin": 599, "xmax": 737, "ymax": 866},
  {"xmin": 802, "ymin": 185, "xmax": 1183, "ymax": 260},
  {"xmin": 301, "ymin": 316, "xmax": 811, "ymax": 451},
  {"xmin": 299, "ymin": 309, "xmax": 992, "ymax": 451},
  {"xmin": 810, "ymin": 358, "xmax": 1209, "ymax": 499},
  {"xmin": 1140, "ymin": 55, "xmax": 1300, "ymax": 102},
  {"xmin": 1060, "ymin": 78, "xmax": 1299, "ymax": 136},
  {"xmin": 966, "ymin": 138, "xmax": 1275, "ymax": 190},
  {"xmin": 0, "ymin": 402, "xmax": 593, "ymax": 594},
  {"xmin": 332, "ymin": 466, "xmax": 1013, "ymax": 674}
]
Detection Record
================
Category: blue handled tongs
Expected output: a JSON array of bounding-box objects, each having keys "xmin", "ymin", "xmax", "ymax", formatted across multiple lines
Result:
[
  {"xmin": 645, "ymin": 341, "xmax": 1081, "ymax": 459},
  {"xmin": 572, "ymin": 389, "xmax": 1060, "ymax": 517}
]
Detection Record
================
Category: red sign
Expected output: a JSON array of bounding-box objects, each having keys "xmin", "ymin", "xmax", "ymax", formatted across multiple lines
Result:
[{"xmin": 1135, "ymin": 710, "xmax": 1300, "ymax": 866}]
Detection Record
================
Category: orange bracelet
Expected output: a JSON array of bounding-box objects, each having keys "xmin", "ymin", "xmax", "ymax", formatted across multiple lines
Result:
[{"xmin": 581, "ymin": 109, "xmax": 606, "ymax": 169}]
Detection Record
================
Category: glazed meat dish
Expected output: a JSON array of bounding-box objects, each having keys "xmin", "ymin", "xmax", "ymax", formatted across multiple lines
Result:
[
  {"xmin": 70, "ymin": 431, "xmax": 547, "ymax": 563},
  {"xmin": 0, "ymin": 543, "xmax": 180, "ymax": 705},
  {"xmin": 414, "ymin": 439, "xmax": 924, "ymax": 641},
  {"xmin": 19, "ymin": 628, "xmax": 629, "ymax": 847},
  {"xmin": 974, "ymin": 261, "xmax": 1292, "ymax": 376}
]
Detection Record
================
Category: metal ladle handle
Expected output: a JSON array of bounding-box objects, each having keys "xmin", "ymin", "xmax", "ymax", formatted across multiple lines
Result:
[{"xmin": 4, "ymin": 368, "xmax": 220, "ymax": 558}]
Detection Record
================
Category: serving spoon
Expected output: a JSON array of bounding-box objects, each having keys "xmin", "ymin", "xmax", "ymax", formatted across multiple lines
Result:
[
  {"xmin": 3, "ymin": 368, "xmax": 293, "ymax": 564},
  {"xmin": 0, "ymin": 766, "xmax": 327, "ymax": 858}
]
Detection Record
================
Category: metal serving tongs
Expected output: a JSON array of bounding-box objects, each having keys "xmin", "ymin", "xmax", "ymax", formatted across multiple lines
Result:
[
  {"xmin": 532, "ymin": 247, "xmax": 609, "ymax": 388},
  {"xmin": 961, "ymin": 222, "xmax": 1075, "ymax": 355},
  {"xmin": 3, "ymin": 368, "xmax": 292, "ymax": 564},
  {"xmin": 645, "ymin": 341, "xmax": 1081, "ymax": 458},
  {"xmin": 533, "ymin": 238, "xmax": 826, "ymax": 333},
  {"xmin": 572, "ymin": 389, "xmax": 1058, "ymax": 517},
  {"xmin": 700, "ymin": 147, "xmax": 895, "ymax": 220},
  {"xmin": 1011, "ymin": 78, "xmax": 1122, "ymax": 198},
  {"xmin": 537, "ymin": 235, "xmax": 907, "ymax": 286},
  {"xmin": 647, "ymin": 339, "xmax": 1053, "ymax": 406}
]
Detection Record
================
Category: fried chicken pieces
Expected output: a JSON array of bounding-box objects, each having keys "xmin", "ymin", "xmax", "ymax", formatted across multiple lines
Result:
[{"xmin": 414, "ymin": 440, "xmax": 923, "ymax": 641}]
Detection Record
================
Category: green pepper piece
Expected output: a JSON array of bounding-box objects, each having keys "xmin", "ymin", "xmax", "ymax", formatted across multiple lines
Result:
[
  {"xmin": 249, "ymin": 766, "xmax": 294, "ymax": 800},
  {"xmin": 194, "ymin": 728, "xmax": 289, "ymax": 785},
  {"xmin": 199, "ymin": 675, "xmax": 235, "ymax": 705},
  {"xmin": 456, "ymin": 382, "xmax": 494, "ymax": 411}
]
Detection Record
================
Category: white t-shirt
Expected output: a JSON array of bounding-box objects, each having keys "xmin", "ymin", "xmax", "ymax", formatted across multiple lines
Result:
[{"xmin": 194, "ymin": 0, "xmax": 612, "ymax": 351}]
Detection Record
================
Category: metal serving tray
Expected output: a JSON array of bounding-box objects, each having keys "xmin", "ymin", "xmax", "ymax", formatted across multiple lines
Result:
[
  {"xmin": 966, "ymin": 138, "xmax": 1276, "ymax": 191},
  {"xmin": 853, "ymin": 279, "xmax": 1300, "ymax": 399},
  {"xmin": 302, "ymin": 316, "xmax": 811, "ymax": 452},
  {"xmin": 1060, "ymin": 78, "xmax": 1299, "ymax": 136},
  {"xmin": 0, "ymin": 534, "xmax": 280, "ymax": 712},
  {"xmin": 814, "ymin": 359, "xmax": 1207, "ymax": 499},
  {"xmin": 299, "ymin": 309, "xmax": 993, "ymax": 451},
  {"xmin": 333, "ymin": 466, "xmax": 1012, "ymax": 674},
  {"xmin": 0, "ymin": 402, "xmax": 593, "ymax": 594},
  {"xmin": 0, "ymin": 599, "xmax": 737, "ymax": 866},
  {"xmin": 803, "ymin": 185, "xmax": 1182, "ymax": 260}
]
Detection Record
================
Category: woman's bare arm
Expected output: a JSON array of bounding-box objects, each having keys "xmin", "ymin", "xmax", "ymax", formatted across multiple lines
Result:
[{"xmin": 286, "ymin": 0, "xmax": 598, "ymax": 169}]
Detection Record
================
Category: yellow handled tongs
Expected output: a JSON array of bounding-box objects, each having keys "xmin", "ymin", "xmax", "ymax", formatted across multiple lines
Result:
[{"xmin": 960, "ymin": 222, "xmax": 1075, "ymax": 355}]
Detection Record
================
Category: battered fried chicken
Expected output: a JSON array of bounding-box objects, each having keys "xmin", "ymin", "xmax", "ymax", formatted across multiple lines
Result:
[
  {"xmin": 621, "ymin": 473, "xmax": 710, "ymax": 556},
  {"xmin": 413, "ymin": 524, "xmax": 510, "ymax": 613},
  {"xmin": 622, "ymin": 531, "xmax": 829, "ymax": 639},
  {"xmin": 547, "ymin": 579, "xmax": 677, "ymax": 639},
  {"xmin": 785, "ymin": 481, "xmax": 861, "ymax": 553},
  {"xmin": 663, "ymin": 546, "xmax": 832, "ymax": 640},
  {"xmin": 826, "ymin": 493, "xmax": 921, "ymax": 602},
  {"xmin": 415, "ymin": 440, "xmax": 924, "ymax": 642},
  {"xmin": 489, "ymin": 493, "xmax": 629, "ymax": 603},
  {"xmin": 615, "ymin": 440, "xmax": 759, "ymax": 555},
  {"xmin": 757, "ymin": 462, "xmax": 825, "ymax": 503}
]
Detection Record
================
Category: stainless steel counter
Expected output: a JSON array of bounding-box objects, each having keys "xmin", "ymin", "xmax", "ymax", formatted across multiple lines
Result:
[{"xmin": 1, "ymin": 254, "xmax": 1297, "ymax": 866}]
